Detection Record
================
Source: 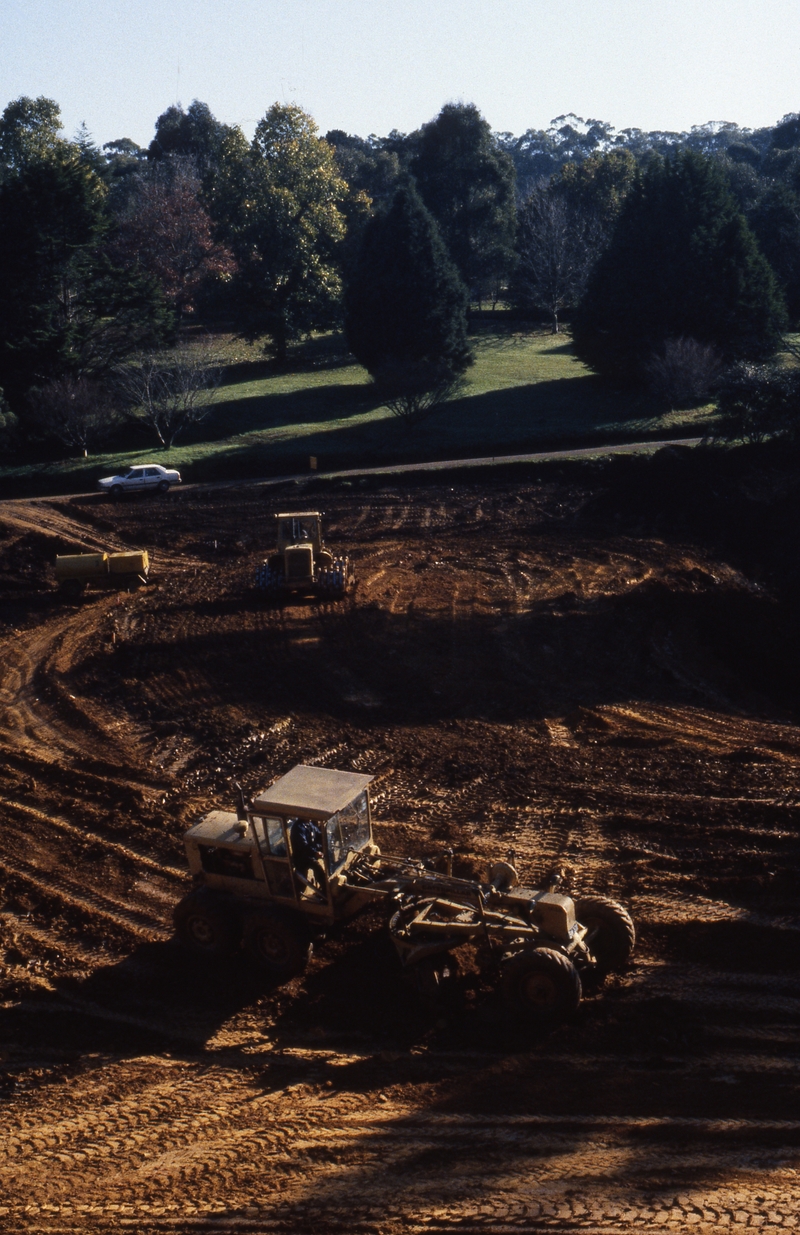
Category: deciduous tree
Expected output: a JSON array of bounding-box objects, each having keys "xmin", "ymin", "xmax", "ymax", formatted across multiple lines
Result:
[
  {"xmin": 27, "ymin": 374, "xmax": 119, "ymax": 454},
  {"xmin": 511, "ymin": 184, "xmax": 604, "ymax": 332},
  {"xmin": 110, "ymin": 160, "xmax": 235, "ymax": 312},
  {"xmin": 213, "ymin": 104, "xmax": 349, "ymax": 362},
  {"xmin": 114, "ymin": 339, "xmax": 221, "ymax": 447}
]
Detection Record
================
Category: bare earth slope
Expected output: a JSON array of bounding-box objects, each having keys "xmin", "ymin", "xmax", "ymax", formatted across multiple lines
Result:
[{"xmin": 0, "ymin": 471, "xmax": 799, "ymax": 1233}]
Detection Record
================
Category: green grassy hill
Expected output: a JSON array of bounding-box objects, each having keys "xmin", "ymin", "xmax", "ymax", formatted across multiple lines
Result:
[{"xmin": 0, "ymin": 328, "xmax": 718, "ymax": 496}]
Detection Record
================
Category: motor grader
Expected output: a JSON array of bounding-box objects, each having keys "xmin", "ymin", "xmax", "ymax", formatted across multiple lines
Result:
[
  {"xmin": 254, "ymin": 512, "xmax": 353, "ymax": 599},
  {"xmin": 174, "ymin": 764, "xmax": 635, "ymax": 1023}
]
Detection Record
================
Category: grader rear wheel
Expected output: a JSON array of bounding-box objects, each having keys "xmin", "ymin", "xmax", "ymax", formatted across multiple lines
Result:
[
  {"xmin": 173, "ymin": 892, "xmax": 241, "ymax": 957},
  {"xmin": 244, "ymin": 911, "xmax": 311, "ymax": 980}
]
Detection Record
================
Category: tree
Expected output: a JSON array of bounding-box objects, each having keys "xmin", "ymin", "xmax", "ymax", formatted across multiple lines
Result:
[
  {"xmin": 511, "ymin": 183, "xmax": 604, "ymax": 331},
  {"xmin": 0, "ymin": 387, "xmax": 18, "ymax": 458},
  {"xmin": 109, "ymin": 159, "xmax": 235, "ymax": 312},
  {"xmin": 750, "ymin": 183, "xmax": 800, "ymax": 325},
  {"xmin": 0, "ymin": 148, "xmax": 174, "ymax": 410},
  {"xmin": 115, "ymin": 339, "xmax": 221, "ymax": 447},
  {"xmin": 148, "ymin": 100, "xmax": 235, "ymax": 183},
  {"xmin": 553, "ymin": 149, "xmax": 637, "ymax": 232},
  {"xmin": 27, "ymin": 375, "xmax": 119, "ymax": 454},
  {"xmin": 213, "ymin": 104, "xmax": 349, "ymax": 362},
  {"xmin": 324, "ymin": 130, "xmax": 401, "ymax": 209},
  {"xmin": 410, "ymin": 103, "xmax": 516, "ymax": 300},
  {"xmin": 344, "ymin": 183, "xmax": 472, "ymax": 422},
  {"xmin": 0, "ymin": 96, "xmax": 64, "ymax": 182},
  {"xmin": 573, "ymin": 151, "xmax": 786, "ymax": 382}
]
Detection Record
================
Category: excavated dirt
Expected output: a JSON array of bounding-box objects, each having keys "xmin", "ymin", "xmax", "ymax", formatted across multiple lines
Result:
[{"xmin": 1, "ymin": 455, "xmax": 800, "ymax": 1233}]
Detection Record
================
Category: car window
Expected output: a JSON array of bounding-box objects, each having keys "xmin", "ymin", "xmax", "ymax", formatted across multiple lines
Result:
[
  {"xmin": 144, "ymin": 468, "xmax": 157, "ymax": 476},
  {"xmin": 129, "ymin": 468, "xmax": 143, "ymax": 477}
]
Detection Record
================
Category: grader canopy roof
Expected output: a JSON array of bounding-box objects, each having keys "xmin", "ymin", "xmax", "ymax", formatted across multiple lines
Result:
[{"xmin": 252, "ymin": 765, "xmax": 373, "ymax": 820}]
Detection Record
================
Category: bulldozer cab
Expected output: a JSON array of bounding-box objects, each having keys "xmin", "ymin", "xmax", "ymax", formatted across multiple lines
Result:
[
  {"xmin": 183, "ymin": 765, "xmax": 375, "ymax": 921},
  {"xmin": 276, "ymin": 512, "xmax": 322, "ymax": 552}
]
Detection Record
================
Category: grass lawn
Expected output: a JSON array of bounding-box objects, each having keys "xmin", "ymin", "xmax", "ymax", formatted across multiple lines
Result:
[{"xmin": 0, "ymin": 327, "xmax": 720, "ymax": 496}]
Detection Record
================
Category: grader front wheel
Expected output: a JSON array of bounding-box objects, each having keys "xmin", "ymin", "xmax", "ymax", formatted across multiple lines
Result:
[
  {"xmin": 500, "ymin": 947, "xmax": 582, "ymax": 1024},
  {"xmin": 574, "ymin": 896, "xmax": 636, "ymax": 974}
]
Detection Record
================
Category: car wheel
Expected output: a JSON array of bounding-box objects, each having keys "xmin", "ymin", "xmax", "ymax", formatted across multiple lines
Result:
[
  {"xmin": 110, "ymin": 485, "xmax": 123, "ymax": 500},
  {"xmin": 157, "ymin": 480, "xmax": 169, "ymax": 493}
]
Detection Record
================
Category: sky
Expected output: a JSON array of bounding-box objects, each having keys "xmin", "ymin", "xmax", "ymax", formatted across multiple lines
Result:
[{"xmin": 2, "ymin": 0, "xmax": 799, "ymax": 150}]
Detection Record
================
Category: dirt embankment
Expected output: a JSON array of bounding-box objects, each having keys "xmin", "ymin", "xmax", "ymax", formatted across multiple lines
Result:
[{"xmin": 1, "ymin": 452, "xmax": 799, "ymax": 1233}]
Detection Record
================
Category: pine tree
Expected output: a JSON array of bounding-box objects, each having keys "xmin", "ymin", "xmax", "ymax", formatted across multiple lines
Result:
[
  {"xmin": 572, "ymin": 150, "xmax": 786, "ymax": 382},
  {"xmin": 344, "ymin": 183, "xmax": 472, "ymax": 420}
]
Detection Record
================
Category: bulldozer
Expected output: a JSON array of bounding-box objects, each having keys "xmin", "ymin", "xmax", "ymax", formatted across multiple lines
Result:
[
  {"xmin": 174, "ymin": 765, "xmax": 636, "ymax": 1024},
  {"xmin": 254, "ymin": 512, "xmax": 353, "ymax": 599}
]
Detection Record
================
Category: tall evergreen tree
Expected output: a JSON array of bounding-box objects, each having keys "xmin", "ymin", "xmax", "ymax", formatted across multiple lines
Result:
[
  {"xmin": 345, "ymin": 183, "xmax": 472, "ymax": 419},
  {"xmin": 410, "ymin": 103, "xmax": 516, "ymax": 300},
  {"xmin": 750, "ymin": 182, "xmax": 800, "ymax": 325},
  {"xmin": 573, "ymin": 151, "xmax": 786, "ymax": 382}
]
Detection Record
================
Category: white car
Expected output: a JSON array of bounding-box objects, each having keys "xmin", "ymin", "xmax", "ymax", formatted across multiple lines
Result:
[{"xmin": 98, "ymin": 464, "xmax": 182, "ymax": 498}]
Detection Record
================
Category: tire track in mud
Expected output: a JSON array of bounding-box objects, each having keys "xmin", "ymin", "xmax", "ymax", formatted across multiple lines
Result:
[
  {"xmin": 3, "ymin": 486, "xmax": 800, "ymax": 1233},
  {"xmin": 0, "ymin": 851, "xmax": 171, "ymax": 939},
  {"xmin": 0, "ymin": 797, "xmax": 185, "ymax": 877},
  {"xmin": 0, "ymin": 608, "xmax": 158, "ymax": 785},
  {"xmin": 3, "ymin": 1051, "xmax": 800, "ymax": 1233}
]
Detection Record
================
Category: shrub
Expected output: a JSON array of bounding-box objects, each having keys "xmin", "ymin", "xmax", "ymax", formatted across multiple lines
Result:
[
  {"xmin": 711, "ymin": 362, "xmax": 800, "ymax": 443},
  {"xmin": 644, "ymin": 337, "xmax": 724, "ymax": 406}
]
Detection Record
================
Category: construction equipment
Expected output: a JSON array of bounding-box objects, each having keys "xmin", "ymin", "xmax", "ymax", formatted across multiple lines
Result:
[
  {"xmin": 254, "ymin": 512, "xmax": 353, "ymax": 599},
  {"xmin": 54, "ymin": 550, "xmax": 150, "ymax": 600},
  {"xmin": 174, "ymin": 765, "xmax": 635, "ymax": 1024}
]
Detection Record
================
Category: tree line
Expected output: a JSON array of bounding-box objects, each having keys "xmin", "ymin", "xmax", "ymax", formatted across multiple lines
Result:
[{"xmin": 0, "ymin": 94, "xmax": 799, "ymax": 456}]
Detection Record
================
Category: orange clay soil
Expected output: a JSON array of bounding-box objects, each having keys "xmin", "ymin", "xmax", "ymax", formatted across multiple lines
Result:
[{"xmin": 0, "ymin": 462, "xmax": 799, "ymax": 1233}]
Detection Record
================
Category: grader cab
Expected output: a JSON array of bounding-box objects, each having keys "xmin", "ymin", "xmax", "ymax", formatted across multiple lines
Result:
[
  {"xmin": 174, "ymin": 764, "xmax": 636, "ymax": 1024},
  {"xmin": 255, "ymin": 512, "xmax": 353, "ymax": 599}
]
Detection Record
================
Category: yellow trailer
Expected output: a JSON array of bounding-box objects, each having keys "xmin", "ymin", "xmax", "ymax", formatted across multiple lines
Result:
[{"xmin": 55, "ymin": 550, "xmax": 150, "ymax": 599}]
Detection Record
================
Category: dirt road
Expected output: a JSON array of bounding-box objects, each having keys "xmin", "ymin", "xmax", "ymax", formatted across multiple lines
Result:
[{"xmin": 0, "ymin": 472, "xmax": 798, "ymax": 1232}]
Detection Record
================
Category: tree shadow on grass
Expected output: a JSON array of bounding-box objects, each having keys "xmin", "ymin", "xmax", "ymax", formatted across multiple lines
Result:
[
  {"xmin": 187, "ymin": 381, "xmax": 381, "ymax": 446},
  {"xmin": 177, "ymin": 375, "xmax": 684, "ymax": 483}
]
